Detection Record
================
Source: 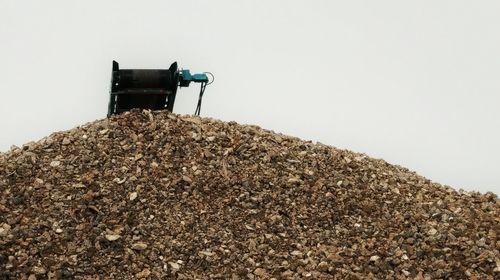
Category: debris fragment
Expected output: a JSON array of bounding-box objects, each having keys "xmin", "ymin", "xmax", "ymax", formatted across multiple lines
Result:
[
  {"xmin": 169, "ymin": 262, "xmax": 180, "ymax": 270},
  {"xmin": 129, "ymin": 192, "xmax": 137, "ymax": 201},
  {"xmin": 131, "ymin": 242, "xmax": 148, "ymax": 251},
  {"xmin": 105, "ymin": 234, "xmax": 121, "ymax": 241}
]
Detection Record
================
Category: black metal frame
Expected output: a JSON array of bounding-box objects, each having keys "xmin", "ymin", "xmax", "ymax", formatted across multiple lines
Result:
[{"xmin": 107, "ymin": 61, "xmax": 180, "ymax": 117}]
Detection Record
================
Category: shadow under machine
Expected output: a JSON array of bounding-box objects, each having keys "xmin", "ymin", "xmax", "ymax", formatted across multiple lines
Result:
[{"xmin": 107, "ymin": 61, "xmax": 213, "ymax": 117}]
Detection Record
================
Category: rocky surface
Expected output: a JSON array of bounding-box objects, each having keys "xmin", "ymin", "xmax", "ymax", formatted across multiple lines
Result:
[{"xmin": 0, "ymin": 110, "xmax": 498, "ymax": 279}]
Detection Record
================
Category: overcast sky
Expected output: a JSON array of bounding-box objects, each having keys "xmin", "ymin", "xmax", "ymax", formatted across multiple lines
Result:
[{"xmin": 1, "ymin": 1, "xmax": 499, "ymax": 194}]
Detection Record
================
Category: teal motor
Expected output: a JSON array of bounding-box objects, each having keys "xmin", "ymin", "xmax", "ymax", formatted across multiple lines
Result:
[{"xmin": 107, "ymin": 61, "xmax": 213, "ymax": 117}]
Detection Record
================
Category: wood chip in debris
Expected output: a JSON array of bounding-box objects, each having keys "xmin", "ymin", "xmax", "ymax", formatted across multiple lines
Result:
[
  {"xmin": 105, "ymin": 234, "xmax": 121, "ymax": 241},
  {"xmin": 131, "ymin": 242, "xmax": 148, "ymax": 251}
]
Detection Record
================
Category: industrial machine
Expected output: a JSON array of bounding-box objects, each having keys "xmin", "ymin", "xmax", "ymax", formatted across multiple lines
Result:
[{"xmin": 107, "ymin": 61, "xmax": 213, "ymax": 117}]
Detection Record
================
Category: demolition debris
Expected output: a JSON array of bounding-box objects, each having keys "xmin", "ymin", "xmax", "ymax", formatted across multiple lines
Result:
[{"xmin": 0, "ymin": 110, "xmax": 498, "ymax": 279}]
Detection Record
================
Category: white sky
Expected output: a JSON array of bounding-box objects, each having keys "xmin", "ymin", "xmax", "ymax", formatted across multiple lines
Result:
[{"xmin": 0, "ymin": 1, "xmax": 499, "ymax": 194}]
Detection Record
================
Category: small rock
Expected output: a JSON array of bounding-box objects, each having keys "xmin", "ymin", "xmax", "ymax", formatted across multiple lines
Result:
[
  {"xmin": 183, "ymin": 117, "xmax": 202, "ymax": 124},
  {"xmin": 50, "ymin": 160, "xmax": 60, "ymax": 167},
  {"xmin": 369, "ymin": 255, "xmax": 380, "ymax": 262},
  {"xmin": 248, "ymin": 239, "xmax": 257, "ymax": 250},
  {"xmin": 1, "ymin": 224, "xmax": 12, "ymax": 235},
  {"xmin": 182, "ymin": 175, "xmax": 193, "ymax": 183},
  {"xmin": 254, "ymin": 268, "xmax": 267, "ymax": 277},
  {"xmin": 169, "ymin": 262, "xmax": 180, "ymax": 270},
  {"xmin": 114, "ymin": 177, "xmax": 127, "ymax": 184},
  {"xmin": 32, "ymin": 266, "xmax": 46, "ymax": 275},
  {"xmin": 135, "ymin": 268, "xmax": 151, "ymax": 278},
  {"xmin": 131, "ymin": 242, "xmax": 148, "ymax": 250},
  {"xmin": 287, "ymin": 177, "xmax": 301, "ymax": 183},
  {"xmin": 72, "ymin": 183, "xmax": 86, "ymax": 189},
  {"xmin": 55, "ymin": 228, "xmax": 63, "ymax": 234},
  {"xmin": 129, "ymin": 192, "xmax": 138, "ymax": 201},
  {"xmin": 69, "ymin": 254, "xmax": 78, "ymax": 265},
  {"xmin": 9, "ymin": 145, "xmax": 19, "ymax": 151},
  {"xmin": 62, "ymin": 138, "xmax": 71, "ymax": 145},
  {"xmin": 428, "ymin": 228, "xmax": 438, "ymax": 236},
  {"xmin": 200, "ymin": 250, "xmax": 215, "ymax": 256},
  {"xmin": 290, "ymin": 250, "xmax": 303, "ymax": 257},
  {"xmin": 476, "ymin": 237, "xmax": 486, "ymax": 247},
  {"xmin": 493, "ymin": 258, "xmax": 500, "ymax": 272},
  {"xmin": 316, "ymin": 261, "xmax": 329, "ymax": 272},
  {"xmin": 105, "ymin": 234, "xmax": 121, "ymax": 241},
  {"xmin": 1, "ymin": 222, "xmax": 10, "ymax": 229},
  {"xmin": 303, "ymin": 272, "xmax": 312, "ymax": 278}
]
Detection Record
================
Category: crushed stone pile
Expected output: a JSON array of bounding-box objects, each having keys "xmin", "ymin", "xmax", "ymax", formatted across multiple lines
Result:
[{"xmin": 0, "ymin": 110, "xmax": 499, "ymax": 279}]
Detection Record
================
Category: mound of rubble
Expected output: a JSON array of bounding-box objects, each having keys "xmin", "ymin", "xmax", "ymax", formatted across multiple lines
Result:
[{"xmin": 0, "ymin": 110, "xmax": 498, "ymax": 279}]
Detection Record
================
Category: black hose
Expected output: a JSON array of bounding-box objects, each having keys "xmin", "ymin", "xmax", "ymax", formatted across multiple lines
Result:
[{"xmin": 194, "ymin": 82, "xmax": 207, "ymax": 116}]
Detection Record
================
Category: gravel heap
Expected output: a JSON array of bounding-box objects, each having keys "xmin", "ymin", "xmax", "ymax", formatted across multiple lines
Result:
[{"xmin": 0, "ymin": 110, "xmax": 499, "ymax": 279}]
